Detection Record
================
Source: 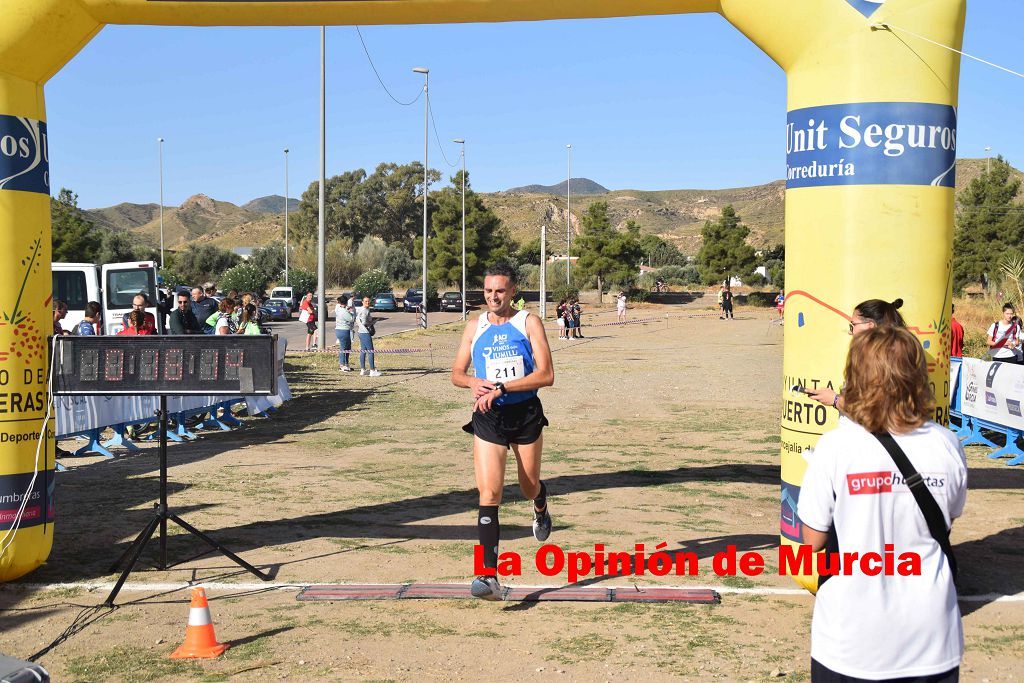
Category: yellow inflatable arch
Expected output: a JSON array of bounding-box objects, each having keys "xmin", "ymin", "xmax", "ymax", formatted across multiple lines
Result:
[{"xmin": 0, "ymin": 0, "xmax": 965, "ymax": 588}]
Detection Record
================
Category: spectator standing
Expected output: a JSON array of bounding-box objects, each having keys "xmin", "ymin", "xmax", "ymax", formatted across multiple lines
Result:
[
  {"xmin": 774, "ymin": 291, "xmax": 785, "ymax": 322},
  {"xmin": 118, "ymin": 309, "xmax": 155, "ymax": 336},
  {"xmin": 335, "ymin": 295, "xmax": 356, "ymax": 372},
  {"xmin": 986, "ymin": 303, "xmax": 1021, "ymax": 363},
  {"xmin": 807, "ymin": 298, "xmax": 906, "ymax": 412},
  {"xmin": 52, "ymin": 300, "xmax": 69, "ymax": 336},
  {"xmin": 299, "ymin": 292, "xmax": 318, "ymax": 351},
  {"xmin": 799, "ymin": 325, "xmax": 965, "ymax": 682},
  {"xmin": 571, "ymin": 298, "xmax": 583, "ymax": 339},
  {"xmin": 721, "ymin": 285, "xmax": 735, "ymax": 320},
  {"xmin": 237, "ymin": 303, "xmax": 262, "ymax": 335},
  {"xmin": 513, "ymin": 295, "xmax": 526, "ymax": 311},
  {"xmin": 122, "ymin": 294, "xmax": 157, "ymax": 334},
  {"xmin": 214, "ymin": 298, "xmax": 237, "ymax": 335},
  {"xmin": 356, "ymin": 296, "xmax": 380, "ymax": 376},
  {"xmin": 191, "ymin": 286, "xmax": 219, "ymax": 334},
  {"xmin": 949, "ymin": 304, "xmax": 964, "ymax": 358},
  {"xmin": 556, "ymin": 299, "xmax": 567, "ymax": 340},
  {"xmin": 616, "ymin": 291, "xmax": 627, "ymax": 323},
  {"xmin": 169, "ymin": 293, "xmax": 203, "ymax": 334},
  {"xmin": 77, "ymin": 301, "xmax": 102, "ymax": 335},
  {"xmin": 717, "ymin": 285, "xmax": 726, "ymax": 319}
]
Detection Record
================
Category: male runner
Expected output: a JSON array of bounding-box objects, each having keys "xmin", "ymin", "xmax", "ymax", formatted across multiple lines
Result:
[{"xmin": 452, "ymin": 263, "xmax": 555, "ymax": 600}]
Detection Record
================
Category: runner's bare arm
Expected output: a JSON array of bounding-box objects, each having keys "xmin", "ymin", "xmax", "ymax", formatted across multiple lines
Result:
[{"xmin": 451, "ymin": 318, "xmax": 494, "ymax": 397}]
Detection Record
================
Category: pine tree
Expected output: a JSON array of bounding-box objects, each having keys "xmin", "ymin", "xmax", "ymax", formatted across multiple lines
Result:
[
  {"xmin": 51, "ymin": 188, "xmax": 102, "ymax": 262},
  {"xmin": 696, "ymin": 205, "xmax": 756, "ymax": 285},
  {"xmin": 425, "ymin": 171, "xmax": 513, "ymax": 287},
  {"xmin": 953, "ymin": 157, "xmax": 1024, "ymax": 293},
  {"xmin": 574, "ymin": 201, "xmax": 644, "ymax": 302}
]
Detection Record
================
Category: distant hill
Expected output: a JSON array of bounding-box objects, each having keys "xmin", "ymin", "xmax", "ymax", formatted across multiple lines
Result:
[
  {"xmin": 82, "ymin": 159, "xmax": 1022, "ymax": 256},
  {"xmin": 506, "ymin": 178, "xmax": 609, "ymax": 195},
  {"xmin": 243, "ymin": 195, "xmax": 300, "ymax": 214}
]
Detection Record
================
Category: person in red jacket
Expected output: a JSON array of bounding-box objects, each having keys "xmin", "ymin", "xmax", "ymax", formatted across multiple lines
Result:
[
  {"xmin": 950, "ymin": 304, "xmax": 964, "ymax": 358},
  {"xmin": 118, "ymin": 309, "xmax": 155, "ymax": 336}
]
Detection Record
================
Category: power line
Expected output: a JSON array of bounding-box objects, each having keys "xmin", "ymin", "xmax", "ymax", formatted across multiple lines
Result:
[
  {"xmin": 427, "ymin": 93, "xmax": 458, "ymax": 168},
  {"xmin": 874, "ymin": 22, "xmax": 1024, "ymax": 80},
  {"xmin": 354, "ymin": 27, "xmax": 422, "ymax": 106}
]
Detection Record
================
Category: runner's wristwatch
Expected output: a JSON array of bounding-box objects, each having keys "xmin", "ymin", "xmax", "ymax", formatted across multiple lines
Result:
[{"xmin": 494, "ymin": 382, "xmax": 507, "ymax": 396}]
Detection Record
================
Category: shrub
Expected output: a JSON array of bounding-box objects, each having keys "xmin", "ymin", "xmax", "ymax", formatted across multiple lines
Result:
[
  {"xmin": 289, "ymin": 268, "xmax": 317, "ymax": 297},
  {"xmin": 381, "ymin": 246, "xmax": 416, "ymax": 281},
  {"xmin": 220, "ymin": 263, "xmax": 270, "ymax": 295},
  {"xmin": 353, "ymin": 268, "xmax": 391, "ymax": 298}
]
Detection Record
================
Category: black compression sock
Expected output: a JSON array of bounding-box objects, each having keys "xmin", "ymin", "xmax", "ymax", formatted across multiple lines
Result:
[
  {"xmin": 534, "ymin": 481, "xmax": 547, "ymax": 512},
  {"xmin": 478, "ymin": 505, "xmax": 500, "ymax": 571}
]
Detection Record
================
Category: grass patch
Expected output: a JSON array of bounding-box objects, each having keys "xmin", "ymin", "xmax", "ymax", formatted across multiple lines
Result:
[{"xmin": 66, "ymin": 645, "xmax": 200, "ymax": 682}]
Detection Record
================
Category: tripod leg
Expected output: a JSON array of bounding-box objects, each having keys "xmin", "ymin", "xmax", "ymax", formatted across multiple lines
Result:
[
  {"xmin": 109, "ymin": 512, "xmax": 162, "ymax": 573},
  {"xmin": 104, "ymin": 514, "xmax": 161, "ymax": 606},
  {"xmin": 169, "ymin": 514, "xmax": 271, "ymax": 581}
]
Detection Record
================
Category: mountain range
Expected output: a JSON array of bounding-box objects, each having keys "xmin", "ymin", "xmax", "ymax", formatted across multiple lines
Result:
[{"xmin": 81, "ymin": 159, "xmax": 1020, "ymax": 256}]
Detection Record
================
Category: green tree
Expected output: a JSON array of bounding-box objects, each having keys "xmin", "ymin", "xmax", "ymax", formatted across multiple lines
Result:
[
  {"xmin": 96, "ymin": 230, "xmax": 139, "ymax": 264},
  {"xmin": 638, "ymin": 232, "xmax": 686, "ymax": 267},
  {"xmin": 574, "ymin": 201, "xmax": 644, "ymax": 302},
  {"xmin": 953, "ymin": 157, "xmax": 1024, "ymax": 293},
  {"xmin": 292, "ymin": 169, "xmax": 367, "ymax": 244},
  {"xmin": 174, "ymin": 244, "xmax": 241, "ymax": 286},
  {"xmin": 51, "ymin": 188, "xmax": 102, "ymax": 262},
  {"xmin": 696, "ymin": 205, "xmax": 757, "ymax": 285},
  {"xmin": 359, "ymin": 161, "xmax": 442, "ymax": 244},
  {"xmin": 220, "ymin": 262, "xmax": 270, "ymax": 295},
  {"xmin": 424, "ymin": 171, "xmax": 515, "ymax": 287},
  {"xmin": 353, "ymin": 268, "xmax": 391, "ymax": 298},
  {"xmin": 762, "ymin": 244, "xmax": 785, "ymax": 289},
  {"xmin": 249, "ymin": 243, "xmax": 285, "ymax": 282},
  {"xmin": 381, "ymin": 245, "xmax": 415, "ymax": 281},
  {"xmin": 517, "ymin": 237, "xmax": 543, "ymax": 266}
]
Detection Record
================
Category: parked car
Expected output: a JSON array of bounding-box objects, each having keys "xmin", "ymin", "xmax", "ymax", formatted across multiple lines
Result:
[
  {"xmin": 270, "ymin": 286, "xmax": 298, "ymax": 310},
  {"xmin": 262, "ymin": 299, "xmax": 291, "ymax": 321},
  {"xmin": 372, "ymin": 291, "xmax": 398, "ymax": 312},
  {"xmin": 440, "ymin": 291, "xmax": 463, "ymax": 312},
  {"xmin": 267, "ymin": 297, "xmax": 293, "ymax": 316},
  {"xmin": 403, "ymin": 288, "xmax": 437, "ymax": 312}
]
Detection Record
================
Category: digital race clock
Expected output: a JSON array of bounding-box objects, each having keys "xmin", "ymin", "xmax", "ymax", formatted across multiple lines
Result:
[{"xmin": 52, "ymin": 335, "xmax": 278, "ymax": 395}]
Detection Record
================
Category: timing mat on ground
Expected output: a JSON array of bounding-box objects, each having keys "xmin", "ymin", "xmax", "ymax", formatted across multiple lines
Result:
[{"xmin": 296, "ymin": 584, "xmax": 721, "ymax": 604}]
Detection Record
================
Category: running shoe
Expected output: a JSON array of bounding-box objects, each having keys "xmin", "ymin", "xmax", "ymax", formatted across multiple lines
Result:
[
  {"xmin": 470, "ymin": 575, "xmax": 503, "ymax": 601},
  {"xmin": 360, "ymin": 369, "xmax": 367, "ymax": 376},
  {"xmin": 368, "ymin": 370, "xmax": 381, "ymax": 377},
  {"xmin": 340, "ymin": 366, "xmax": 352, "ymax": 372},
  {"xmin": 533, "ymin": 506, "xmax": 552, "ymax": 542}
]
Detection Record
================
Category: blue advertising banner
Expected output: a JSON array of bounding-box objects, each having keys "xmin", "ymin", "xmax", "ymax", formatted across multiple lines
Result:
[
  {"xmin": 786, "ymin": 102, "xmax": 956, "ymax": 190},
  {"xmin": 0, "ymin": 116, "xmax": 49, "ymax": 195}
]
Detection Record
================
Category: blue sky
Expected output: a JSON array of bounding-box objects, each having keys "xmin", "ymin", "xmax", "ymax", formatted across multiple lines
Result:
[{"xmin": 46, "ymin": 2, "xmax": 1024, "ymax": 209}]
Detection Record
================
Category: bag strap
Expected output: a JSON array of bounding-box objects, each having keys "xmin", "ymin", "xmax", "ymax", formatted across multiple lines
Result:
[{"xmin": 871, "ymin": 431, "xmax": 958, "ymax": 582}]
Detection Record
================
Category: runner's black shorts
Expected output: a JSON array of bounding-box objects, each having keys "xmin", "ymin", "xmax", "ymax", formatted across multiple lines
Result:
[
  {"xmin": 463, "ymin": 396, "xmax": 549, "ymax": 447},
  {"xmin": 306, "ymin": 321, "xmax": 318, "ymax": 334}
]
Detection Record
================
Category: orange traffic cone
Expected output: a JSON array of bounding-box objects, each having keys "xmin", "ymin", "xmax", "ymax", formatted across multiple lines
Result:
[{"xmin": 170, "ymin": 587, "xmax": 229, "ymax": 659}]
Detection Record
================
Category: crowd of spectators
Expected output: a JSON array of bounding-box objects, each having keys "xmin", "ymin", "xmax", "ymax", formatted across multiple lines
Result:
[{"xmin": 50, "ymin": 281, "xmax": 273, "ymax": 339}]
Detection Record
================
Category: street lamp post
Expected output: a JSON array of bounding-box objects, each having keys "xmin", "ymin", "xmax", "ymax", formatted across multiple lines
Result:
[
  {"xmin": 158, "ymin": 137, "xmax": 164, "ymax": 269},
  {"xmin": 566, "ymin": 143, "xmax": 572, "ymax": 285},
  {"xmin": 317, "ymin": 26, "xmax": 327, "ymax": 350},
  {"xmin": 414, "ymin": 67, "xmax": 429, "ymax": 329},
  {"xmin": 284, "ymin": 147, "xmax": 289, "ymax": 285},
  {"xmin": 454, "ymin": 138, "xmax": 466, "ymax": 320},
  {"xmin": 985, "ymin": 146, "xmax": 992, "ymax": 174},
  {"xmin": 540, "ymin": 224, "xmax": 547, "ymax": 319}
]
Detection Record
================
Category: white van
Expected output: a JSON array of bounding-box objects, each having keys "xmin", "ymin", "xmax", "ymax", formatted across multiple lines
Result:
[
  {"xmin": 268, "ymin": 286, "xmax": 296, "ymax": 315},
  {"xmin": 52, "ymin": 261, "xmax": 164, "ymax": 335}
]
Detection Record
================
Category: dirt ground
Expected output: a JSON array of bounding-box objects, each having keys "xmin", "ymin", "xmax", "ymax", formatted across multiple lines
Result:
[{"xmin": 1, "ymin": 300, "xmax": 1021, "ymax": 682}]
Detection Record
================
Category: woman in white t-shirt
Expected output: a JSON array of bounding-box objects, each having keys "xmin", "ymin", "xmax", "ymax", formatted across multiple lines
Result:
[
  {"xmin": 616, "ymin": 291, "xmax": 627, "ymax": 323},
  {"xmin": 986, "ymin": 302, "xmax": 1021, "ymax": 363},
  {"xmin": 798, "ymin": 325, "xmax": 966, "ymax": 682}
]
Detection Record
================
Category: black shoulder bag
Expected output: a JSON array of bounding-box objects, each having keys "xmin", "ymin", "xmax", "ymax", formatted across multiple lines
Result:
[{"xmin": 871, "ymin": 431, "xmax": 958, "ymax": 583}]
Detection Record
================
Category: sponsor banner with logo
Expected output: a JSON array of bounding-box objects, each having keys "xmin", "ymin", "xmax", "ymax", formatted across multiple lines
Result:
[
  {"xmin": 0, "ymin": 470, "xmax": 55, "ymax": 529},
  {"xmin": 0, "ymin": 115, "xmax": 49, "ymax": 194},
  {"xmin": 959, "ymin": 357, "xmax": 1024, "ymax": 430},
  {"xmin": 786, "ymin": 102, "xmax": 956, "ymax": 189}
]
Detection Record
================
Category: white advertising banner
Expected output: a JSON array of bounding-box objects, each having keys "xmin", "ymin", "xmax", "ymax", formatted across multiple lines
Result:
[{"xmin": 958, "ymin": 357, "xmax": 1024, "ymax": 431}]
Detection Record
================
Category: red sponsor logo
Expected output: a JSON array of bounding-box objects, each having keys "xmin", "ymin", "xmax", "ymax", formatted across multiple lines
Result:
[
  {"xmin": 847, "ymin": 471, "xmax": 895, "ymax": 495},
  {"xmin": 0, "ymin": 506, "xmax": 40, "ymax": 524}
]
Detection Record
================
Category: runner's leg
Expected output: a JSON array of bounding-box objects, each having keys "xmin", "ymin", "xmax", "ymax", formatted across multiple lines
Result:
[{"xmin": 474, "ymin": 437, "xmax": 508, "ymax": 570}]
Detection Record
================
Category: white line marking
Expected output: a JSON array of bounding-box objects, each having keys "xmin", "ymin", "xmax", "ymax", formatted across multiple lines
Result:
[{"xmin": 4, "ymin": 582, "xmax": 1022, "ymax": 602}]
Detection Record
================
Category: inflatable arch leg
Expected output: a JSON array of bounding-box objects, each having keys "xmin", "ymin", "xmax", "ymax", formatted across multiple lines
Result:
[{"xmin": 0, "ymin": 0, "xmax": 965, "ymax": 585}]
